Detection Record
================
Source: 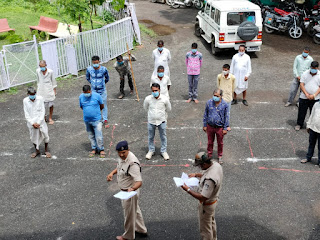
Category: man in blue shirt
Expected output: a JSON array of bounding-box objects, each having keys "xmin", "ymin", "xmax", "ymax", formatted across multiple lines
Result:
[
  {"xmin": 203, "ymin": 88, "xmax": 230, "ymax": 164},
  {"xmin": 79, "ymin": 85, "xmax": 105, "ymax": 158},
  {"xmin": 86, "ymin": 55, "xmax": 110, "ymax": 128}
]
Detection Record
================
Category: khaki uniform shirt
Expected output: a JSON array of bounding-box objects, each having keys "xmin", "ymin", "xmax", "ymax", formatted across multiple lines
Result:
[
  {"xmin": 217, "ymin": 73, "xmax": 236, "ymax": 103},
  {"xmin": 199, "ymin": 162, "xmax": 223, "ymax": 203},
  {"xmin": 117, "ymin": 151, "xmax": 142, "ymax": 190}
]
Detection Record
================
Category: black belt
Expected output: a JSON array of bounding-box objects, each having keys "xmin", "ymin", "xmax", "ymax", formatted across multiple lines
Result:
[
  {"xmin": 208, "ymin": 124, "xmax": 222, "ymax": 128},
  {"xmin": 121, "ymin": 189, "xmax": 128, "ymax": 192}
]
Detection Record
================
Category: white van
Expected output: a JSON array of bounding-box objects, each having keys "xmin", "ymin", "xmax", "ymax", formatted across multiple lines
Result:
[{"xmin": 195, "ymin": 0, "xmax": 263, "ymax": 54}]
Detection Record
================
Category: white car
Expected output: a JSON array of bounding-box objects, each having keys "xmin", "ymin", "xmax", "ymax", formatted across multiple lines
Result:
[{"xmin": 195, "ymin": 0, "xmax": 263, "ymax": 55}]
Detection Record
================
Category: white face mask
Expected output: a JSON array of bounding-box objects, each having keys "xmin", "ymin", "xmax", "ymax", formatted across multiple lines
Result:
[
  {"xmin": 223, "ymin": 70, "xmax": 229, "ymax": 75},
  {"xmin": 238, "ymin": 51, "xmax": 245, "ymax": 56}
]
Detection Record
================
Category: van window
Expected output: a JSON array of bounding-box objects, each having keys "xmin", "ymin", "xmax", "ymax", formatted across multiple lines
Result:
[
  {"xmin": 214, "ymin": 10, "xmax": 221, "ymax": 25},
  {"xmin": 204, "ymin": 3, "xmax": 210, "ymax": 15},
  {"xmin": 227, "ymin": 12, "xmax": 256, "ymax": 26},
  {"xmin": 210, "ymin": 7, "xmax": 215, "ymax": 19}
]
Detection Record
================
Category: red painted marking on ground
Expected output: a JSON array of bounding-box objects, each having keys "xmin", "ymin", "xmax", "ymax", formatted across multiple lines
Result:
[
  {"xmin": 108, "ymin": 125, "xmax": 116, "ymax": 157},
  {"xmin": 258, "ymin": 166, "xmax": 320, "ymax": 173},
  {"xmin": 246, "ymin": 130, "xmax": 254, "ymax": 158},
  {"xmin": 290, "ymin": 141, "xmax": 296, "ymax": 155},
  {"xmin": 142, "ymin": 164, "xmax": 190, "ymax": 167}
]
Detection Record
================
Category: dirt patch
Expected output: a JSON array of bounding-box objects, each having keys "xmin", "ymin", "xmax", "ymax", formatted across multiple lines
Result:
[{"xmin": 140, "ymin": 19, "xmax": 176, "ymax": 36}]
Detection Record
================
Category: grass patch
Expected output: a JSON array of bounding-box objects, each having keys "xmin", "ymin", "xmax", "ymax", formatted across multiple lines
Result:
[
  {"xmin": 139, "ymin": 23, "xmax": 157, "ymax": 38},
  {"xmin": 7, "ymin": 87, "xmax": 19, "ymax": 95}
]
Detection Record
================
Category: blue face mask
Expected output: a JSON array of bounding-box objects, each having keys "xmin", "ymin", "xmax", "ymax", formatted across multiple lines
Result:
[
  {"xmin": 29, "ymin": 95, "xmax": 36, "ymax": 100},
  {"xmin": 152, "ymin": 91, "xmax": 159, "ymax": 98},
  {"xmin": 310, "ymin": 69, "xmax": 318, "ymax": 74},
  {"xmin": 158, "ymin": 47, "xmax": 163, "ymax": 52},
  {"xmin": 213, "ymin": 96, "xmax": 220, "ymax": 102},
  {"xmin": 118, "ymin": 61, "xmax": 124, "ymax": 66},
  {"xmin": 84, "ymin": 93, "xmax": 92, "ymax": 98},
  {"xmin": 158, "ymin": 72, "xmax": 164, "ymax": 78},
  {"xmin": 192, "ymin": 49, "xmax": 197, "ymax": 53},
  {"xmin": 93, "ymin": 64, "xmax": 99, "ymax": 68},
  {"xmin": 302, "ymin": 52, "xmax": 309, "ymax": 58},
  {"xmin": 40, "ymin": 67, "xmax": 46, "ymax": 72}
]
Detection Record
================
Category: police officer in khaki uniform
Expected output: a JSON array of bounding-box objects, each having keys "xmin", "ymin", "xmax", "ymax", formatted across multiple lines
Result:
[
  {"xmin": 107, "ymin": 141, "xmax": 148, "ymax": 240},
  {"xmin": 181, "ymin": 152, "xmax": 223, "ymax": 240}
]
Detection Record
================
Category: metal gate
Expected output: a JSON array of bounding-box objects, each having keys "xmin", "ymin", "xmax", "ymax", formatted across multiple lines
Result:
[
  {"xmin": 2, "ymin": 35, "xmax": 39, "ymax": 89},
  {"xmin": 0, "ymin": 51, "xmax": 9, "ymax": 91}
]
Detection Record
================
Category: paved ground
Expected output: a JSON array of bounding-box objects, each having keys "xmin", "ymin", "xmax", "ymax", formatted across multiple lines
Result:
[{"xmin": 1, "ymin": 1, "xmax": 320, "ymax": 239}]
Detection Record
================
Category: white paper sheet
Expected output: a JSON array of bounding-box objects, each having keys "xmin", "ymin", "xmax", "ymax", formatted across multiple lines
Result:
[
  {"xmin": 113, "ymin": 191, "xmax": 137, "ymax": 200},
  {"xmin": 173, "ymin": 172, "xmax": 199, "ymax": 188}
]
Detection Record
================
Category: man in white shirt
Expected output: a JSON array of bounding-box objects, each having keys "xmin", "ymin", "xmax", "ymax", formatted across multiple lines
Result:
[
  {"xmin": 301, "ymin": 100, "xmax": 320, "ymax": 167},
  {"xmin": 285, "ymin": 47, "xmax": 313, "ymax": 107},
  {"xmin": 295, "ymin": 61, "xmax": 320, "ymax": 131},
  {"xmin": 150, "ymin": 65, "xmax": 171, "ymax": 99},
  {"xmin": 36, "ymin": 60, "xmax": 57, "ymax": 125},
  {"xmin": 152, "ymin": 40, "xmax": 171, "ymax": 78},
  {"xmin": 230, "ymin": 45, "xmax": 252, "ymax": 106},
  {"xmin": 144, "ymin": 83, "xmax": 171, "ymax": 160},
  {"xmin": 23, "ymin": 87, "xmax": 51, "ymax": 158}
]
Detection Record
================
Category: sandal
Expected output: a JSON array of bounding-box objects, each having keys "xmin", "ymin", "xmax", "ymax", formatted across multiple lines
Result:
[
  {"xmin": 45, "ymin": 152, "xmax": 52, "ymax": 158},
  {"xmin": 89, "ymin": 150, "xmax": 96, "ymax": 157},
  {"xmin": 300, "ymin": 159, "xmax": 310, "ymax": 163},
  {"xmin": 104, "ymin": 120, "xmax": 110, "ymax": 129},
  {"xmin": 31, "ymin": 152, "xmax": 40, "ymax": 158},
  {"xmin": 100, "ymin": 150, "xmax": 106, "ymax": 158}
]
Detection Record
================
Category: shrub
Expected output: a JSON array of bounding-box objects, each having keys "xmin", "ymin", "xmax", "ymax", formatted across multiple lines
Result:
[{"xmin": 103, "ymin": 10, "xmax": 116, "ymax": 24}]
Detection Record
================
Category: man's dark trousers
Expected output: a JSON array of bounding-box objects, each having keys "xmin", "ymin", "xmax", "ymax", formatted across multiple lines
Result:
[{"xmin": 297, "ymin": 98, "xmax": 316, "ymax": 127}]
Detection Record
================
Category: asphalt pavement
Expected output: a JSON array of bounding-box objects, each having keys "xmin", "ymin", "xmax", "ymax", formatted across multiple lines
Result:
[{"xmin": 0, "ymin": 1, "xmax": 319, "ymax": 239}]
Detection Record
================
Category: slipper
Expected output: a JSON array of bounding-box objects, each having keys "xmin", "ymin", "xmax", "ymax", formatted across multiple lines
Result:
[
  {"xmin": 48, "ymin": 120, "xmax": 55, "ymax": 125},
  {"xmin": 300, "ymin": 159, "xmax": 310, "ymax": 163},
  {"xmin": 45, "ymin": 152, "xmax": 52, "ymax": 158},
  {"xmin": 89, "ymin": 151, "xmax": 96, "ymax": 157},
  {"xmin": 100, "ymin": 151, "xmax": 106, "ymax": 158},
  {"xmin": 31, "ymin": 152, "xmax": 40, "ymax": 158},
  {"xmin": 104, "ymin": 120, "xmax": 110, "ymax": 129}
]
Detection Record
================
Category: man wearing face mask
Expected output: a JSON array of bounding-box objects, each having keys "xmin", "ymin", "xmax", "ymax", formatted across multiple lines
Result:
[
  {"xmin": 107, "ymin": 141, "xmax": 148, "ymax": 240},
  {"xmin": 86, "ymin": 56, "xmax": 110, "ymax": 128},
  {"xmin": 152, "ymin": 40, "xmax": 171, "ymax": 78},
  {"xmin": 285, "ymin": 47, "xmax": 313, "ymax": 107},
  {"xmin": 186, "ymin": 42, "xmax": 203, "ymax": 104},
  {"xmin": 114, "ymin": 53, "xmax": 136, "ymax": 99},
  {"xmin": 295, "ymin": 61, "xmax": 320, "ymax": 131},
  {"xmin": 150, "ymin": 65, "xmax": 171, "ymax": 99},
  {"xmin": 23, "ymin": 87, "xmax": 51, "ymax": 158},
  {"xmin": 217, "ymin": 64, "xmax": 236, "ymax": 120},
  {"xmin": 230, "ymin": 45, "xmax": 252, "ymax": 106},
  {"xmin": 36, "ymin": 60, "xmax": 57, "ymax": 125},
  {"xmin": 79, "ymin": 85, "xmax": 105, "ymax": 158},
  {"xmin": 143, "ymin": 83, "xmax": 171, "ymax": 160},
  {"xmin": 203, "ymin": 89, "xmax": 230, "ymax": 164}
]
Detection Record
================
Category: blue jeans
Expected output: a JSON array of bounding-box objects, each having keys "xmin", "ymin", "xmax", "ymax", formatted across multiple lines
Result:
[
  {"xmin": 188, "ymin": 75, "xmax": 200, "ymax": 100},
  {"xmin": 287, "ymin": 78, "xmax": 300, "ymax": 104},
  {"xmin": 148, "ymin": 122, "xmax": 167, "ymax": 153},
  {"xmin": 85, "ymin": 120, "xmax": 104, "ymax": 151},
  {"xmin": 93, "ymin": 90, "xmax": 108, "ymax": 121},
  {"xmin": 226, "ymin": 101, "xmax": 231, "ymax": 118}
]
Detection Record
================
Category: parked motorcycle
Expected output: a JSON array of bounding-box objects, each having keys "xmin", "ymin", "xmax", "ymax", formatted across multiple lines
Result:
[
  {"xmin": 264, "ymin": 8, "xmax": 303, "ymax": 39},
  {"xmin": 306, "ymin": 15, "xmax": 320, "ymax": 36},
  {"xmin": 312, "ymin": 23, "xmax": 320, "ymax": 44},
  {"xmin": 171, "ymin": 0, "xmax": 204, "ymax": 10}
]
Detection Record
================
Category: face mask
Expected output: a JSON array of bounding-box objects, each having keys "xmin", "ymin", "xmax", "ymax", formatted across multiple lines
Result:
[
  {"xmin": 158, "ymin": 72, "xmax": 164, "ymax": 78},
  {"xmin": 223, "ymin": 70, "xmax": 229, "ymax": 75},
  {"xmin": 118, "ymin": 61, "xmax": 124, "ymax": 66},
  {"xmin": 84, "ymin": 93, "xmax": 92, "ymax": 98},
  {"xmin": 158, "ymin": 47, "xmax": 163, "ymax": 52},
  {"xmin": 213, "ymin": 96, "xmax": 220, "ymax": 102},
  {"xmin": 40, "ymin": 67, "xmax": 46, "ymax": 72},
  {"xmin": 302, "ymin": 52, "xmax": 309, "ymax": 58},
  {"xmin": 310, "ymin": 69, "xmax": 318, "ymax": 74},
  {"xmin": 192, "ymin": 49, "xmax": 197, "ymax": 53},
  {"xmin": 93, "ymin": 64, "xmax": 99, "ymax": 68},
  {"xmin": 29, "ymin": 95, "xmax": 36, "ymax": 100},
  {"xmin": 152, "ymin": 91, "xmax": 159, "ymax": 98},
  {"xmin": 238, "ymin": 52, "xmax": 245, "ymax": 56}
]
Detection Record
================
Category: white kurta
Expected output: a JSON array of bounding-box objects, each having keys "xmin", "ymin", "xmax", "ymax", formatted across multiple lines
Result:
[
  {"xmin": 36, "ymin": 68, "xmax": 57, "ymax": 102},
  {"xmin": 152, "ymin": 48, "xmax": 171, "ymax": 78},
  {"xmin": 23, "ymin": 96, "xmax": 49, "ymax": 150},
  {"xmin": 230, "ymin": 53, "xmax": 252, "ymax": 94},
  {"xmin": 150, "ymin": 75, "xmax": 172, "ymax": 99}
]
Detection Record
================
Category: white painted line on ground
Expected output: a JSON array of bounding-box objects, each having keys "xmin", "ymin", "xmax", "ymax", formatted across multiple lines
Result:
[
  {"xmin": 233, "ymin": 127, "xmax": 290, "ymax": 130},
  {"xmin": 246, "ymin": 157, "xmax": 300, "ymax": 162}
]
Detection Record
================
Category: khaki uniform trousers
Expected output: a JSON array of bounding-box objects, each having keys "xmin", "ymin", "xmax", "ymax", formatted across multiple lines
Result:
[
  {"xmin": 198, "ymin": 202, "xmax": 217, "ymax": 240},
  {"xmin": 121, "ymin": 192, "xmax": 147, "ymax": 240}
]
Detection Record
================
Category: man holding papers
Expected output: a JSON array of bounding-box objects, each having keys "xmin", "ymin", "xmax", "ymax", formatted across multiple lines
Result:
[
  {"xmin": 181, "ymin": 152, "xmax": 223, "ymax": 240},
  {"xmin": 107, "ymin": 141, "xmax": 148, "ymax": 240}
]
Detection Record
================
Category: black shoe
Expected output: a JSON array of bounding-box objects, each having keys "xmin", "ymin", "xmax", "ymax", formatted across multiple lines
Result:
[
  {"xmin": 231, "ymin": 99, "xmax": 238, "ymax": 105},
  {"xmin": 242, "ymin": 99, "xmax": 248, "ymax": 106},
  {"xmin": 135, "ymin": 231, "xmax": 148, "ymax": 238}
]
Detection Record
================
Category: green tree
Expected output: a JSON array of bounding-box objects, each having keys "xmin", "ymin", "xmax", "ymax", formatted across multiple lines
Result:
[
  {"xmin": 111, "ymin": 0, "xmax": 125, "ymax": 11},
  {"xmin": 89, "ymin": 0, "xmax": 105, "ymax": 29},
  {"xmin": 55, "ymin": 0, "xmax": 90, "ymax": 32}
]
